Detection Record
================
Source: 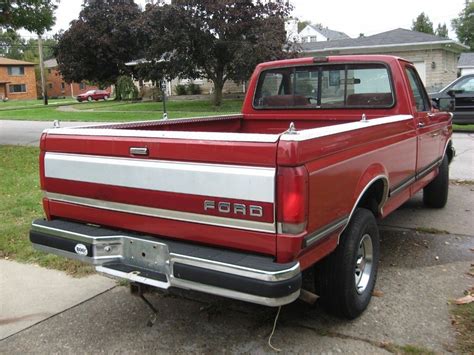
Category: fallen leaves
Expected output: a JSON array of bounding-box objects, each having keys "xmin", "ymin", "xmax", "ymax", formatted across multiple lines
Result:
[
  {"xmin": 453, "ymin": 287, "xmax": 474, "ymax": 305},
  {"xmin": 454, "ymin": 295, "xmax": 474, "ymax": 305},
  {"xmin": 372, "ymin": 289, "xmax": 384, "ymax": 297}
]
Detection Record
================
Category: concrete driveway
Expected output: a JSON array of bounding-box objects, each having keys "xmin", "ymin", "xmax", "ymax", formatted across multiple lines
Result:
[{"xmin": 1, "ymin": 188, "xmax": 473, "ymax": 353}]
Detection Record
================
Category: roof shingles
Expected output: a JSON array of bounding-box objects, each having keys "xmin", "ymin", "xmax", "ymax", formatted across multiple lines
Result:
[
  {"xmin": 301, "ymin": 28, "xmax": 461, "ymax": 52},
  {"xmin": 458, "ymin": 53, "xmax": 474, "ymax": 67},
  {"xmin": 0, "ymin": 57, "xmax": 35, "ymax": 66}
]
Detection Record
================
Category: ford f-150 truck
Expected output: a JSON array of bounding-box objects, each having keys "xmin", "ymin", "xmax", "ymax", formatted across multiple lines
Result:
[{"xmin": 30, "ymin": 55, "xmax": 453, "ymax": 319}]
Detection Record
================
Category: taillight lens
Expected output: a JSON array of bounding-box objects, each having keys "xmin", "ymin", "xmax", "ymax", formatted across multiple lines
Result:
[{"xmin": 277, "ymin": 166, "xmax": 308, "ymax": 234}]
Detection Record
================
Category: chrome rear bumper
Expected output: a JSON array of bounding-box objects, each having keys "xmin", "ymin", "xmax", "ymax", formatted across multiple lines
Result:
[{"xmin": 30, "ymin": 219, "xmax": 301, "ymax": 307}]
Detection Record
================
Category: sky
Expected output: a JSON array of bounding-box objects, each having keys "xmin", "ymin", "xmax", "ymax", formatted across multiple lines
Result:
[{"xmin": 28, "ymin": 0, "xmax": 466, "ymax": 40}]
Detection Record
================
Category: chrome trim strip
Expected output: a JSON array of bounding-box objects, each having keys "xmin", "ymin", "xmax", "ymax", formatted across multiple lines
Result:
[
  {"xmin": 168, "ymin": 276, "xmax": 300, "ymax": 307},
  {"xmin": 170, "ymin": 254, "xmax": 300, "ymax": 282},
  {"xmin": 442, "ymin": 137, "xmax": 453, "ymax": 160},
  {"xmin": 280, "ymin": 115, "xmax": 413, "ymax": 142},
  {"xmin": 338, "ymin": 175, "xmax": 389, "ymax": 242},
  {"xmin": 416, "ymin": 158, "xmax": 442, "ymax": 180},
  {"xmin": 96, "ymin": 266, "xmax": 170, "ymax": 289},
  {"xmin": 389, "ymin": 176, "xmax": 416, "ymax": 197},
  {"xmin": 44, "ymin": 153, "xmax": 276, "ymax": 203},
  {"xmin": 304, "ymin": 215, "xmax": 349, "ymax": 248},
  {"xmin": 43, "ymin": 116, "xmax": 280, "ymax": 143},
  {"xmin": 44, "ymin": 192, "xmax": 276, "ymax": 233}
]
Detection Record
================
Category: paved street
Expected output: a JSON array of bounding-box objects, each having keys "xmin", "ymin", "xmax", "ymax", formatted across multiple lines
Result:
[
  {"xmin": 1, "ymin": 121, "xmax": 473, "ymax": 353},
  {"xmin": 0, "ymin": 120, "xmax": 104, "ymax": 146}
]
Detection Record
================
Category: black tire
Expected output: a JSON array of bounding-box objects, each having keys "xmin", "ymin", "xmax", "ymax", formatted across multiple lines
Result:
[
  {"xmin": 314, "ymin": 208, "xmax": 380, "ymax": 319},
  {"xmin": 423, "ymin": 154, "xmax": 449, "ymax": 208}
]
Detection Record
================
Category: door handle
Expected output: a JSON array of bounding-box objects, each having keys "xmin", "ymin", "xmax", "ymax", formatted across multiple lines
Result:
[
  {"xmin": 130, "ymin": 147, "xmax": 149, "ymax": 156},
  {"xmin": 427, "ymin": 113, "xmax": 435, "ymax": 118}
]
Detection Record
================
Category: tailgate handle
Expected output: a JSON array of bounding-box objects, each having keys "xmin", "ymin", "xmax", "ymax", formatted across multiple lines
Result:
[{"xmin": 130, "ymin": 147, "xmax": 149, "ymax": 156}]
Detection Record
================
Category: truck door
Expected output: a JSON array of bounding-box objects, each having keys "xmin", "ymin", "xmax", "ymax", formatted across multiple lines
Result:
[{"xmin": 404, "ymin": 66, "xmax": 444, "ymax": 178}]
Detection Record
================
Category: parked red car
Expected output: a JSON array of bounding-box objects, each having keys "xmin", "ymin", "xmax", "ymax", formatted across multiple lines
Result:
[{"xmin": 77, "ymin": 90, "xmax": 110, "ymax": 102}]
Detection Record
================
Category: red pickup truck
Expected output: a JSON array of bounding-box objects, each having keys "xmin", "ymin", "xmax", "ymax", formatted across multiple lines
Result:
[{"xmin": 30, "ymin": 55, "xmax": 453, "ymax": 319}]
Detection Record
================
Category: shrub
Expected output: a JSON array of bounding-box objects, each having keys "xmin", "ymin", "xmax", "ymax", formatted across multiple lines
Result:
[
  {"xmin": 187, "ymin": 83, "xmax": 202, "ymax": 95},
  {"xmin": 175, "ymin": 84, "xmax": 187, "ymax": 95},
  {"xmin": 116, "ymin": 75, "xmax": 138, "ymax": 101}
]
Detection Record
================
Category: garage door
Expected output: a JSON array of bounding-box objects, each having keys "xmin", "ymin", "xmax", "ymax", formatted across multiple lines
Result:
[{"xmin": 413, "ymin": 61, "xmax": 426, "ymax": 84}]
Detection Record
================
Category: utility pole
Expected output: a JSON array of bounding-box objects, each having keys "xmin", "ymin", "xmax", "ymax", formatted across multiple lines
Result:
[{"xmin": 38, "ymin": 35, "xmax": 48, "ymax": 105}]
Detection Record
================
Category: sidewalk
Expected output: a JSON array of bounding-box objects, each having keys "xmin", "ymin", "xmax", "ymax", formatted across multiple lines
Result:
[{"xmin": 0, "ymin": 260, "xmax": 115, "ymax": 340}]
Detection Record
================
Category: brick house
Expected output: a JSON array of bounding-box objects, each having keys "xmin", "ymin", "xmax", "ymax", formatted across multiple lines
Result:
[
  {"xmin": 299, "ymin": 28, "xmax": 468, "ymax": 92},
  {"xmin": 0, "ymin": 57, "xmax": 38, "ymax": 100},
  {"xmin": 44, "ymin": 58, "xmax": 106, "ymax": 98}
]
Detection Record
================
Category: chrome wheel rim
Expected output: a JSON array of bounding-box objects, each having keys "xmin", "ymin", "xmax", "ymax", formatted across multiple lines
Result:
[{"xmin": 355, "ymin": 234, "xmax": 373, "ymax": 294}]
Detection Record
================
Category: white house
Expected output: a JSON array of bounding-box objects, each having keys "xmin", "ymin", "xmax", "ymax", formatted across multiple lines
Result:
[
  {"xmin": 298, "ymin": 24, "xmax": 350, "ymax": 43},
  {"xmin": 458, "ymin": 53, "xmax": 474, "ymax": 76}
]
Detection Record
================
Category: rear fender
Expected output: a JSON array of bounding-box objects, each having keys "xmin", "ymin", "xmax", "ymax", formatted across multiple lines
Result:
[{"xmin": 338, "ymin": 164, "xmax": 389, "ymax": 242}]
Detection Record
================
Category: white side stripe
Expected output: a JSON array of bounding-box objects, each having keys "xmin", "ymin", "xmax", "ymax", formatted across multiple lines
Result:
[
  {"xmin": 280, "ymin": 114, "xmax": 413, "ymax": 141},
  {"xmin": 44, "ymin": 153, "xmax": 276, "ymax": 203},
  {"xmin": 44, "ymin": 127, "xmax": 281, "ymax": 143}
]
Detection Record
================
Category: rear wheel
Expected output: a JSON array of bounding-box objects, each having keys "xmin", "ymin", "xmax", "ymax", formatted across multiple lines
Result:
[
  {"xmin": 315, "ymin": 208, "xmax": 380, "ymax": 319},
  {"xmin": 423, "ymin": 154, "xmax": 449, "ymax": 208},
  {"xmin": 104, "ymin": 95, "xmax": 108, "ymax": 101},
  {"xmin": 87, "ymin": 96, "xmax": 92, "ymax": 102}
]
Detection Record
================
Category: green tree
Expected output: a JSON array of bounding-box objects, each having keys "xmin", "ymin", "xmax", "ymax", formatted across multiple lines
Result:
[
  {"xmin": 411, "ymin": 12, "xmax": 434, "ymax": 34},
  {"xmin": 435, "ymin": 23, "xmax": 449, "ymax": 38},
  {"xmin": 452, "ymin": 1, "xmax": 474, "ymax": 50},
  {"xmin": 138, "ymin": 0, "xmax": 293, "ymax": 106},
  {"xmin": 0, "ymin": 29, "xmax": 26, "ymax": 59},
  {"xmin": 298, "ymin": 20, "xmax": 311, "ymax": 32},
  {"xmin": 54, "ymin": 0, "xmax": 143, "ymax": 87},
  {"xmin": 0, "ymin": 0, "xmax": 57, "ymax": 34}
]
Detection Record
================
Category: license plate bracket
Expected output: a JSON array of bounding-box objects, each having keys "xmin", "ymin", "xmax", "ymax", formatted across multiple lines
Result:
[{"xmin": 122, "ymin": 238, "xmax": 170, "ymax": 276}]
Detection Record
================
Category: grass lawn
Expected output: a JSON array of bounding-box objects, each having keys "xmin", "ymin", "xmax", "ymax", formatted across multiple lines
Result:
[
  {"xmin": 0, "ymin": 98, "xmax": 243, "ymax": 122},
  {"xmin": 453, "ymin": 124, "xmax": 474, "ymax": 132},
  {"xmin": 0, "ymin": 98, "xmax": 76, "ymax": 110},
  {"xmin": 0, "ymin": 145, "xmax": 93, "ymax": 276}
]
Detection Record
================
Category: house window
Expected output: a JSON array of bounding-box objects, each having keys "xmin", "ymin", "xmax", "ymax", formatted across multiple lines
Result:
[
  {"xmin": 7, "ymin": 66, "xmax": 25, "ymax": 76},
  {"xmin": 310, "ymin": 36, "xmax": 317, "ymax": 42},
  {"xmin": 9, "ymin": 84, "xmax": 27, "ymax": 93},
  {"xmin": 79, "ymin": 82, "xmax": 86, "ymax": 90},
  {"xmin": 48, "ymin": 83, "xmax": 53, "ymax": 89},
  {"xmin": 61, "ymin": 82, "xmax": 65, "ymax": 90}
]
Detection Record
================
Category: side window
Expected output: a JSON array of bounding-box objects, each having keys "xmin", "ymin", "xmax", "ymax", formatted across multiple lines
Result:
[
  {"xmin": 405, "ymin": 67, "xmax": 430, "ymax": 112},
  {"xmin": 452, "ymin": 76, "xmax": 474, "ymax": 93}
]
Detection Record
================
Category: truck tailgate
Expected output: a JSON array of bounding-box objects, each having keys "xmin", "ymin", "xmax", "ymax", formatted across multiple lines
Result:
[{"xmin": 40, "ymin": 127, "xmax": 280, "ymax": 256}]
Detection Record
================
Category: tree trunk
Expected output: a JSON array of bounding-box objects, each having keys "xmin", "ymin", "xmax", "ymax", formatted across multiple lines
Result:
[{"xmin": 212, "ymin": 78, "xmax": 224, "ymax": 106}]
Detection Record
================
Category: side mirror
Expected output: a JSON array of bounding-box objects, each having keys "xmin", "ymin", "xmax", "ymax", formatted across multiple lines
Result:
[{"xmin": 438, "ymin": 97, "xmax": 455, "ymax": 112}]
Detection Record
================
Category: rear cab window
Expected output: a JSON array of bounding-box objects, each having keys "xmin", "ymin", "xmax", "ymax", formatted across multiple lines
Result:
[{"xmin": 253, "ymin": 63, "xmax": 395, "ymax": 109}]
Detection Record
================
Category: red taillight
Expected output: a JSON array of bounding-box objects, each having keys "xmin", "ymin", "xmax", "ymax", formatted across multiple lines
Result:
[{"xmin": 277, "ymin": 166, "xmax": 308, "ymax": 234}]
